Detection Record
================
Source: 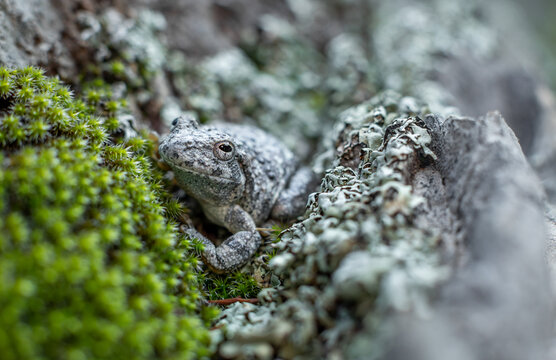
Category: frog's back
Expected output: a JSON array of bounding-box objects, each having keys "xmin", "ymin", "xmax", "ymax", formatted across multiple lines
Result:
[{"xmin": 212, "ymin": 123, "xmax": 298, "ymax": 222}]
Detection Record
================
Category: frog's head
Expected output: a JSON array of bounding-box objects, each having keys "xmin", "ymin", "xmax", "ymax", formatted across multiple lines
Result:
[{"xmin": 159, "ymin": 115, "xmax": 245, "ymax": 205}]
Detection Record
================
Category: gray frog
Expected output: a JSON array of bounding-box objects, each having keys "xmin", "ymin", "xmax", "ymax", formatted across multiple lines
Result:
[{"xmin": 159, "ymin": 116, "xmax": 316, "ymax": 273}]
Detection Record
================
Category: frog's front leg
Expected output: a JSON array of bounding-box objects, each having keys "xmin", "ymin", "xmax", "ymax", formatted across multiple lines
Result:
[{"xmin": 186, "ymin": 205, "xmax": 261, "ymax": 273}]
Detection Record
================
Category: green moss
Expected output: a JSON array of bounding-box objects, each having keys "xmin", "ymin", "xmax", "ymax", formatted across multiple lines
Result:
[
  {"xmin": 187, "ymin": 239, "xmax": 261, "ymax": 300},
  {"xmin": 0, "ymin": 66, "xmax": 212, "ymax": 359},
  {"xmin": 198, "ymin": 271, "xmax": 261, "ymax": 301},
  {"xmin": 193, "ymin": 224, "xmax": 287, "ymax": 302}
]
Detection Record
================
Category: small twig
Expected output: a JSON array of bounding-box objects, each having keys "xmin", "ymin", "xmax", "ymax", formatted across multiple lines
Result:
[
  {"xmin": 255, "ymin": 227, "xmax": 275, "ymax": 232},
  {"xmin": 210, "ymin": 324, "xmax": 225, "ymax": 331},
  {"xmin": 207, "ymin": 297, "xmax": 259, "ymax": 306}
]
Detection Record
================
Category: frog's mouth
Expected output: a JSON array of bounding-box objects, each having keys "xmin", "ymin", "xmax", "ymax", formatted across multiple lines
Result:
[{"xmin": 171, "ymin": 163, "xmax": 238, "ymax": 184}]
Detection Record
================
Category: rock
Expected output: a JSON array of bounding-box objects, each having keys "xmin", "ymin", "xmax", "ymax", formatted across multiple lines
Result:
[
  {"xmin": 385, "ymin": 112, "xmax": 551, "ymax": 359},
  {"xmin": 0, "ymin": 0, "xmax": 70, "ymax": 70}
]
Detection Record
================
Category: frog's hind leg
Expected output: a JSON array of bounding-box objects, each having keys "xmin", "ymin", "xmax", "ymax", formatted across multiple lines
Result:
[{"xmin": 271, "ymin": 166, "xmax": 318, "ymax": 220}]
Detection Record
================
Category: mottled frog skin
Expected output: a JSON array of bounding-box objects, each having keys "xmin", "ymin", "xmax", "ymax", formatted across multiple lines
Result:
[{"xmin": 159, "ymin": 116, "xmax": 315, "ymax": 272}]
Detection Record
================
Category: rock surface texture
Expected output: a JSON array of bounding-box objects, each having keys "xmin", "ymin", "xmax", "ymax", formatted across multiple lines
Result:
[
  {"xmin": 213, "ymin": 94, "xmax": 552, "ymax": 359},
  {"xmin": 388, "ymin": 112, "xmax": 551, "ymax": 360}
]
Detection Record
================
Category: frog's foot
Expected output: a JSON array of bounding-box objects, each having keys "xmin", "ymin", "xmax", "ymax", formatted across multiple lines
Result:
[
  {"xmin": 271, "ymin": 166, "xmax": 318, "ymax": 220},
  {"xmin": 186, "ymin": 228, "xmax": 261, "ymax": 273}
]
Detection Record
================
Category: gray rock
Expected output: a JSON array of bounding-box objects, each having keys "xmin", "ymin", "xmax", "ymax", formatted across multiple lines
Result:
[
  {"xmin": 385, "ymin": 112, "xmax": 552, "ymax": 359},
  {"xmin": 0, "ymin": 0, "xmax": 70, "ymax": 70}
]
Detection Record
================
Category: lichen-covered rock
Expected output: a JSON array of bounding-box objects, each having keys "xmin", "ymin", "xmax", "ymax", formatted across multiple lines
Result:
[
  {"xmin": 212, "ymin": 92, "xmax": 449, "ymax": 359},
  {"xmin": 372, "ymin": 0, "xmax": 546, "ymax": 155},
  {"xmin": 168, "ymin": 14, "xmax": 374, "ymax": 160},
  {"xmin": 0, "ymin": 67, "xmax": 211, "ymax": 359},
  {"xmin": 75, "ymin": 7, "xmax": 180, "ymax": 130},
  {"xmin": 391, "ymin": 110, "xmax": 551, "ymax": 360},
  {"xmin": 213, "ymin": 89, "xmax": 552, "ymax": 359}
]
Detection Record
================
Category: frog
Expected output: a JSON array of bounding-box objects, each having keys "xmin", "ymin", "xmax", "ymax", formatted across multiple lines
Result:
[{"xmin": 158, "ymin": 115, "xmax": 317, "ymax": 273}]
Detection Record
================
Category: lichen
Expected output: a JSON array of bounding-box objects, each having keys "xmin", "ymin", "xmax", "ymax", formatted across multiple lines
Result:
[
  {"xmin": 79, "ymin": 8, "xmax": 167, "ymax": 81},
  {"xmin": 212, "ymin": 92, "xmax": 448, "ymax": 359},
  {"xmin": 76, "ymin": 8, "xmax": 180, "ymax": 127},
  {"xmin": 0, "ymin": 66, "xmax": 211, "ymax": 359},
  {"xmin": 372, "ymin": 0, "xmax": 497, "ymax": 115}
]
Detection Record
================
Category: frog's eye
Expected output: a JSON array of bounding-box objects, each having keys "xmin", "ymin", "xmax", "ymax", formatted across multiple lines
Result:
[
  {"xmin": 171, "ymin": 117, "xmax": 180, "ymax": 126},
  {"xmin": 213, "ymin": 140, "xmax": 235, "ymax": 161}
]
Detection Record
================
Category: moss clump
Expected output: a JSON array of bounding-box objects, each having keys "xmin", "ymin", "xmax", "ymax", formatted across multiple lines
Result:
[
  {"xmin": 198, "ymin": 271, "xmax": 261, "ymax": 301},
  {"xmin": 0, "ymin": 66, "xmax": 211, "ymax": 359}
]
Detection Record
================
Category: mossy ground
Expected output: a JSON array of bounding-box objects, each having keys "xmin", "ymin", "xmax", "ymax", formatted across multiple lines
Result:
[
  {"xmin": 0, "ymin": 66, "xmax": 212, "ymax": 359},
  {"xmin": 193, "ymin": 224, "xmax": 286, "ymax": 301}
]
